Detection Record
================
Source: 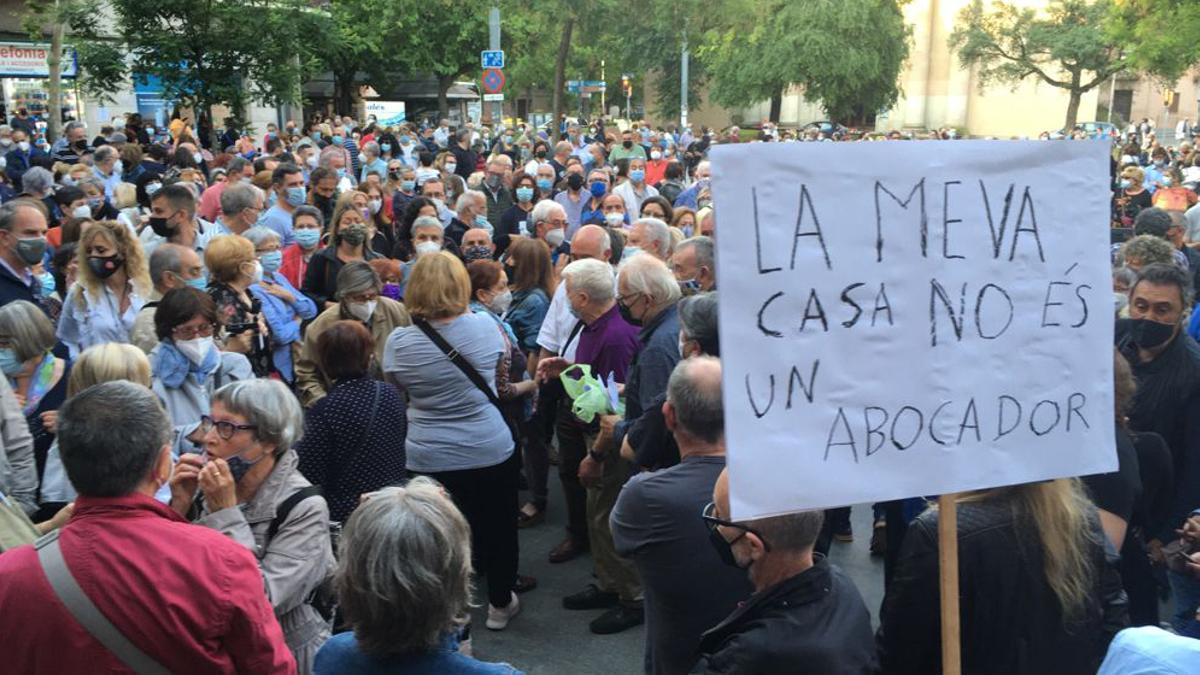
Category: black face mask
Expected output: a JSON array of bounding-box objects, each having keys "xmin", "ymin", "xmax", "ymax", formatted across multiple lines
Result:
[
  {"xmin": 618, "ymin": 298, "xmax": 641, "ymax": 327},
  {"xmin": 149, "ymin": 215, "xmax": 175, "ymax": 238},
  {"xmin": 707, "ymin": 527, "xmax": 749, "ymax": 569},
  {"xmin": 566, "ymin": 173, "xmax": 584, "ymax": 191},
  {"xmin": 1127, "ymin": 317, "xmax": 1176, "ymax": 350},
  {"xmin": 622, "ymin": 140, "xmax": 633, "ymax": 149},
  {"xmin": 87, "ymin": 254, "xmax": 123, "ymax": 280},
  {"xmin": 535, "ymin": 150, "xmax": 547, "ymax": 159}
]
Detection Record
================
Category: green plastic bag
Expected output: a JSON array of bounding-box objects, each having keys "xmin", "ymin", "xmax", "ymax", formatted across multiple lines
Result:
[{"xmin": 560, "ymin": 364, "xmax": 624, "ymax": 423}]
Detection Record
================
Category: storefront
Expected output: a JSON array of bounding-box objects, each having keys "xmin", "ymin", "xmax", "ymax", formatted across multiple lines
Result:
[{"xmin": 0, "ymin": 40, "xmax": 81, "ymax": 134}]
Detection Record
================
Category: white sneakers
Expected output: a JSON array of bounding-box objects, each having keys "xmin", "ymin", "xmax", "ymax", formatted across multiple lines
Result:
[{"xmin": 486, "ymin": 591, "xmax": 520, "ymax": 630}]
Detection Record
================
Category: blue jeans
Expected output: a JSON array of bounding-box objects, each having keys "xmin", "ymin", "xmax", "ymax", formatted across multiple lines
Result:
[{"xmin": 1168, "ymin": 569, "xmax": 1200, "ymax": 633}]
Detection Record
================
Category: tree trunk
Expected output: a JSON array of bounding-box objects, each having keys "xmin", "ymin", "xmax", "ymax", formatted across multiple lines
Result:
[
  {"xmin": 46, "ymin": 20, "xmax": 64, "ymax": 143},
  {"xmin": 438, "ymin": 74, "xmax": 454, "ymax": 121},
  {"xmin": 551, "ymin": 18, "xmax": 574, "ymax": 141},
  {"xmin": 1064, "ymin": 89, "xmax": 1082, "ymax": 130},
  {"xmin": 769, "ymin": 90, "xmax": 782, "ymax": 125}
]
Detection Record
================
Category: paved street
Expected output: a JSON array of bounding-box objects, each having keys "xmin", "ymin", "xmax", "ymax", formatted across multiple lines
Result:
[{"xmin": 468, "ymin": 477, "xmax": 886, "ymax": 675}]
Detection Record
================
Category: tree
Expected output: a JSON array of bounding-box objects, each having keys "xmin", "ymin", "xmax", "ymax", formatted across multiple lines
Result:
[
  {"xmin": 609, "ymin": 0, "xmax": 711, "ymax": 122},
  {"xmin": 701, "ymin": 0, "xmax": 910, "ymax": 124},
  {"xmin": 1107, "ymin": 0, "xmax": 1200, "ymax": 81},
  {"xmin": 22, "ymin": 0, "xmax": 89, "ymax": 143},
  {"xmin": 69, "ymin": 0, "xmax": 313, "ymax": 145},
  {"xmin": 949, "ymin": 0, "xmax": 1128, "ymax": 130}
]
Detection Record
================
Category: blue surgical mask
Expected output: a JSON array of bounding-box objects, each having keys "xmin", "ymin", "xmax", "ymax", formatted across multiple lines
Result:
[
  {"xmin": 332, "ymin": 135, "xmax": 344, "ymax": 145},
  {"xmin": 474, "ymin": 214, "xmax": 491, "ymax": 229},
  {"xmin": 310, "ymin": 132, "xmax": 321, "ymax": 142},
  {"xmin": 380, "ymin": 143, "xmax": 392, "ymax": 153},
  {"xmin": 0, "ymin": 348, "xmax": 23, "ymax": 376},
  {"xmin": 294, "ymin": 228, "xmax": 322, "ymax": 249},
  {"xmin": 336, "ymin": 168, "xmax": 346, "ymax": 179},
  {"xmin": 284, "ymin": 186, "xmax": 306, "ymax": 207},
  {"xmin": 401, "ymin": 180, "xmax": 416, "ymax": 192},
  {"xmin": 537, "ymin": 177, "xmax": 553, "ymax": 191},
  {"xmin": 1119, "ymin": 179, "xmax": 1132, "ymax": 189},
  {"xmin": 184, "ymin": 275, "xmax": 208, "ymax": 291},
  {"xmin": 399, "ymin": 135, "xmax": 411, "ymax": 145},
  {"xmin": 590, "ymin": 181, "xmax": 607, "ymax": 198},
  {"xmin": 516, "ymin": 186, "xmax": 534, "ymax": 202},
  {"xmin": 1162, "ymin": 177, "xmax": 1173, "ymax": 187},
  {"xmin": 623, "ymin": 245, "xmax": 642, "ymax": 261},
  {"xmin": 630, "ymin": 169, "xmax": 645, "ymax": 183},
  {"xmin": 38, "ymin": 272, "xmax": 56, "ymax": 296},
  {"xmin": 259, "ymin": 250, "xmax": 283, "ymax": 274}
]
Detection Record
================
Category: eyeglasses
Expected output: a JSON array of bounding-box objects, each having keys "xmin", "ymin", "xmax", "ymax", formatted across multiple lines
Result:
[
  {"xmin": 199, "ymin": 414, "xmax": 258, "ymax": 441},
  {"xmin": 701, "ymin": 501, "xmax": 772, "ymax": 552},
  {"xmin": 172, "ymin": 323, "xmax": 217, "ymax": 340},
  {"xmin": 344, "ymin": 292, "xmax": 378, "ymax": 303},
  {"xmin": 617, "ymin": 292, "xmax": 643, "ymax": 307}
]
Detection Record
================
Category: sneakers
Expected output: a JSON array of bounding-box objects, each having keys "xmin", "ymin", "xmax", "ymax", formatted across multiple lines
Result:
[
  {"xmin": 870, "ymin": 520, "xmax": 887, "ymax": 556},
  {"xmin": 486, "ymin": 592, "xmax": 520, "ymax": 631},
  {"xmin": 563, "ymin": 583, "xmax": 619, "ymax": 610}
]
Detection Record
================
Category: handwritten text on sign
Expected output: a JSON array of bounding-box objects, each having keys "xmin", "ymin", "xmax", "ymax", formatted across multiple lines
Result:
[{"xmin": 712, "ymin": 141, "xmax": 1116, "ymax": 521}]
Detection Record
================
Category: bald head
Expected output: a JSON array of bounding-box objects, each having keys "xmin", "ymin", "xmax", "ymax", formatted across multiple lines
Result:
[
  {"xmin": 666, "ymin": 356, "xmax": 723, "ymax": 448},
  {"xmin": 571, "ymin": 224, "xmax": 612, "ymax": 263},
  {"xmin": 714, "ymin": 468, "xmax": 731, "ymax": 520}
]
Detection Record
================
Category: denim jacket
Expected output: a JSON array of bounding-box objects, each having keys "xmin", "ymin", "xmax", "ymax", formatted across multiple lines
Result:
[{"xmin": 504, "ymin": 287, "xmax": 549, "ymax": 352}]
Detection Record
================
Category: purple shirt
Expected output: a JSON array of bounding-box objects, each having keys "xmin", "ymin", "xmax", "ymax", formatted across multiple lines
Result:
[{"xmin": 574, "ymin": 304, "xmax": 641, "ymax": 384}]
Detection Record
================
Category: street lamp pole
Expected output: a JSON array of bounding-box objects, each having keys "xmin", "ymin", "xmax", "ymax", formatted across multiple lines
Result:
[{"xmin": 489, "ymin": 4, "xmax": 502, "ymax": 124}]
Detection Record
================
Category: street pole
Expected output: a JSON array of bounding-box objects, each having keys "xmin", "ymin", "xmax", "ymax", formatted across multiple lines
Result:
[
  {"xmin": 681, "ymin": 27, "xmax": 689, "ymax": 132},
  {"xmin": 1107, "ymin": 73, "xmax": 1116, "ymax": 125},
  {"xmin": 601, "ymin": 60, "xmax": 606, "ymax": 115},
  {"xmin": 489, "ymin": 4, "xmax": 502, "ymax": 125}
]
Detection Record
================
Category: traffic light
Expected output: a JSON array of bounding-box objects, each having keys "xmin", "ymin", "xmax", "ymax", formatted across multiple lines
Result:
[
  {"xmin": 621, "ymin": 74, "xmax": 632, "ymax": 98},
  {"xmin": 1164, "ymin": 90, "xmax": 1175, "ymax": 108}
]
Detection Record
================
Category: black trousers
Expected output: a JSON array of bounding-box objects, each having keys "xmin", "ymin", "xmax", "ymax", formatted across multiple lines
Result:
[
  {"xmin": 556, "ymin": 399, "xmax": 590, "ymax": 543},
  {"xmin": 421, "ymin": 452, "xmax": 520, "ymax": 608}
]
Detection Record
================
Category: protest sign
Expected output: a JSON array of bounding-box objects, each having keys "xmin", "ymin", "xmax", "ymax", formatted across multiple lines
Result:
[{"xmin": 711, "ymin": 140, "xmax": 1116, "ymax": 521}]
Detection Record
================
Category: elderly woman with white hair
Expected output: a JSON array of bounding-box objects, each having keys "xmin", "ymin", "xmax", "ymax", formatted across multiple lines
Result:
[
  {"xmin": 314, "ymin": 477, "xmax": 526, "ymax": 674},
  {"xmin": 626, "ymin": 216, "xmax": 673, "ymax": 261},
  {"xmin": 170, "ymin": 378, "xmax": 335, "ymax": 674},
  {"xmin": 243, "ymin": 226, "xmax": 317, "ymax": 384}
]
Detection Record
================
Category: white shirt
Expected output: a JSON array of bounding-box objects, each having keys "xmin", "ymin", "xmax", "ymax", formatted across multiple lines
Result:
[
  {"xmin": 57, "ymin": 281, "xmax": 147, "ymax": 358},
  {"xmin": 614, "ymin": 180, "xmax": 659, "ymax": 218},
  {"xmin": 536, "ymin": 282, "xmax": 581, "ymax": 361}
]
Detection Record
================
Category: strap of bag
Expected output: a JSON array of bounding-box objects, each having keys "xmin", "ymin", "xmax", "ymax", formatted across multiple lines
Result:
[
  {"xmin": 559, "ymin": 320, "xmax": 585, "ymax": 357},
  {"xmin": 324, "ymin": 382, "xmax": 382, "ymax": 496},
  {"xmin": 412, "ymin": 317, "xmax": 518, "ymax": 444},
  {"xmin": 36, "ymin": 531, "xmax": 174, "ymax": 675},
  {"xmin": 267, "ymin": 485, "xmax": 324, "ymax": 542}
]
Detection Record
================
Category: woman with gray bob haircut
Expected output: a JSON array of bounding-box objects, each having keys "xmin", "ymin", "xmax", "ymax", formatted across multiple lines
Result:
[
  {"xmin": 314, "ymin": 476, "xmax": 525, "ymax": 674},
  {"xmin": 170, "ymin": 378, "xmax": 335, "ymax": 673}
]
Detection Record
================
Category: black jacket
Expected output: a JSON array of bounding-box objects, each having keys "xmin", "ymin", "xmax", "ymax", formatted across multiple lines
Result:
[
  {"xmin": 689, "ymin": 556, "xmax": 876, "ymax": 674},
  {"xmin": 0, "ymin": 262, "xmax": 40, "ymax": 309},
  {"xmin": 877, "ymin": 500, "xmax": 1128, "ymax": 675}
]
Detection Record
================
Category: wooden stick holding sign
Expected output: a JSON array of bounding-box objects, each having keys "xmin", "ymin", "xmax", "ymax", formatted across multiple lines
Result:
[{"xmin": 938, "ymin": 494, "xmax": 961, "ymax": 675}]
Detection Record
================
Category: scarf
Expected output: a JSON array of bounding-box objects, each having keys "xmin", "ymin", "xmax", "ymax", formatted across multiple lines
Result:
[{"xmin": 153, "ymin": 339, "xmax": 219, "ymax": 389}]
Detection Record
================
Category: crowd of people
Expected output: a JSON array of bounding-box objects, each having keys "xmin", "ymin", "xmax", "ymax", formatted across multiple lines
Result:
[{"xmin": 0, "ymin": 106, "xmax": 1194, "ymax": 675}]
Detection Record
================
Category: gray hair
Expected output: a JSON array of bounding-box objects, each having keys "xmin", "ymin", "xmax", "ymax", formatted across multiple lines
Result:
[
  {"xmin": 58, "ymin": 381, "xmax": 171, "ymax": 497},
  {"xmin": 676, "ymin": 235, "xmax": 714, "ymax": 271},
  {"xmin": 563, "ymin": 258, "xmax": 615, "ymax": 303},
  {"xmin": 64, "ymin": 120, "xmax": 86, "ymax": 135},
  {"xmin": 211, "ymin": 379, "xmax": 304, "ymax": 456},
  {"xmin": 455, "ymin": 189, "xmax": 485, "ymax": 214},
  {"xmin": 619, "ymin": 252, "xmax": 681, "ymax": 306},
  {"xmin": 1113, "ymin": 266, "xmax": 1137, "ymax": 291},
  {"xmin": 0, "ymin": 300, "xmax": 55, "ymax": 361},
  {"xmin": 363, "ymin": 141, "xmax": 380, "ymax": 156},
  {"xmin": 220, "ymin": 182, "xmax": 261, "ymax": 216},
  {"xmin": 745, "ymin": 509, "xmax": 825, "ymax": 555},
  {"xmin": 292, "ymin": 204, "xmax": 324, "ymax": 230},
  {"xmin": 242, "ymin": 226, "xmax": 281, "ymax": 249},
  {"xmin": 531, "ymin": 199, "xmax": 564, "ymax": 229},
  {"xmin": 487, "ymin": 153, "xmax": 513, "ymax": 170},
  {"xmin": 335, "ymin": 476, "xmax": 473, "ymax": 656},
  {"xmin": 412, "ymin": 215, "xmax": 444, "ymax": 233},
  {"xmin": 678, "ymin": 292, "xmax": 719, "ymax": 356},
  {"xmin": 149, "ymin": 243, "xmax": 189, "ymax": 290},
  {"xmin": 226, "ymin": 156, "xmax": 251, "ymax": 176},
  {"xmin": 667, "ymin": 356, "xmax": 723, "ymax": 444},
  {"xmin": 631, "ymin": 217, "xmax": 673, "ymax": 259},
  {"xmin": 1120, "ymin": 234, "xmax": 1175, "ymax": 268},
  {"xmin": 93, "ymin": 145, "xmax": 118, "ymax": 163},
  {"xmin": 0, "ymin": 199, "xmax": 45, "ymax": 232},
  {"xmin": 336, "ymin": 260, "xmax": 381, "ymax": 299},
  {"xmin": 21, "ymin": 167, "xmax": 55, "ymax": 196}
]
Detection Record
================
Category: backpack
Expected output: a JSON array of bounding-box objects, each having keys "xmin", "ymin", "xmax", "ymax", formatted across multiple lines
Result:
[{"xmin": 267, "ymin": 486, "xmax": 339, "ymax": 622}]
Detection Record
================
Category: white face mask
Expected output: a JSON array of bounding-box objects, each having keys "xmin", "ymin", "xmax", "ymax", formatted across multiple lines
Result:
[
  {"xmin": 545, "ymin": 228, "xmax": 565, "ymax": 248},
  {"xmin": 445, "ymin": 163, "xmax": 457, "ymax": 174},
  {"xmin": 489, "ymin": 289, "xmax": 513, "ymax": 314},
  {"xmin": 368, "ymin": 199, "xmax": 382, "ymax": 214},
  {"xmin": 347, "ymin": 300, "xmax": 376, "ymax": 322},
  {"xmin": 192, "ymin": 152, "xmax": 203, "ymax": 164},
  {"xmin": 604, "ymin": 212, "xmax": 624, "ymax": 227},
  {"xmin": 71, "ymin": 205, "xmax": 91, "ymax": 219},
  {"xmin": 175, "ymin": 336, "xmax": 214, "ymax": 366},
  {"xmin": 244, "ymin": 260, "xmax": 263, "ymax": 284},
  {"xmin": 358, "ymin": 152, "xmax": 367, "ymax": 164},
  {"xmin": 415, "ymin": 240, "xmax": 442, "ymax": 257},
  {"xmin": 305, "ymin": 154, "xmax": 319, "ymax": 169}
]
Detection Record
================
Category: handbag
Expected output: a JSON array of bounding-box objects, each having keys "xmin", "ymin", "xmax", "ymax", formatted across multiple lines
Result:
[{"xmin": 412, "ymin": 317, "xmax": 519, "ymax": 447}]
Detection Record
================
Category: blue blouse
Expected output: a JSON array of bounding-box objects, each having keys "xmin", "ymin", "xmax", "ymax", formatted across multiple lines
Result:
[{"xmin": 250, "ymin": 271, "xmax": 318, "ymax": 382}]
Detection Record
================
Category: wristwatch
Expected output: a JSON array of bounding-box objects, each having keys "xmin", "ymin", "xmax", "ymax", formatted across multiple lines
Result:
[{"xmin": 588, "ymin": 449, "xmax": 606, "ymax": 462}]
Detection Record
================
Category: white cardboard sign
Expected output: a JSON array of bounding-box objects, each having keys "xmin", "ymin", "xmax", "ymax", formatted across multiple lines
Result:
[{"xmin": 711, "ymin": 140, "xmax": 1117, "ymax": 521}]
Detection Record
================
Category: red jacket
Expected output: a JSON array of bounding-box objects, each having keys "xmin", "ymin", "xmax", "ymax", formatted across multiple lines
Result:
[
  {"xmin": 279, "ymin": 243, "xmax": 311, "ymax": 291},
  {"xmin": 0, "ymin": 493, "xmax": 296, "ymax": 674}
]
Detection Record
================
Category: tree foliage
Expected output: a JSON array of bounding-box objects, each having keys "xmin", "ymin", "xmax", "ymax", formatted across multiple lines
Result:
[
  {"xmin": 700, "ymin": 0, "xmax": 910, "ymax": 122},
  {"xmin": 1106, "ymin": 0, "xmax": 1200, "ymax": 82}
]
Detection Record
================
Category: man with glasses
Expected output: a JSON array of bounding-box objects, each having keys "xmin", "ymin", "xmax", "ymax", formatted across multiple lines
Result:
[
  {"xmin": 131, "ymin": 244, "xmax": 206, "ymax": 353},
  {"xmin": 610, "ymin": 357, "xmax": 751, "ymax": 674},
  {"xmin": 528, "ymin": 200, "xmax": 570, "ymax": 264},
  {"xmin": 693, "ymin": 468, "xmax": 877, "ymax": 673}
]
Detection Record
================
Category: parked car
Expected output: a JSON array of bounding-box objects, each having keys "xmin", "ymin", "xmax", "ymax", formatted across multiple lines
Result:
[
  {"xmin": 1061, "ymin": 121, "xmax": 1119, "ymax": 139},
  {"xmin": 802, "ymin": 120, "xmax": 851, "ymax": 137}
]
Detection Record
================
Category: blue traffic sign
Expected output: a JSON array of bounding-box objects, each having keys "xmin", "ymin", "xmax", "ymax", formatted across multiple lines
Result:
[{"xmin": 481, "ymin": 50, "xmax": 505, "ymax": 69}]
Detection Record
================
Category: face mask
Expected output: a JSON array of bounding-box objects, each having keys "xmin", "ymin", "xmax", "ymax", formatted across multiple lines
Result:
[
  {"xmin": 1155, "ymin": 159, "xmax": 1167, "ymax": 167},
  {"xmin": 679, "ymin": 277, "xmax": 701, "ymax": 293},
  {"xmin": 192, "ymin": 152, "xmax": 204, "ymax": 164},
  {"xmin": 243, "ymin": 260, "xmax": 263, "ymax": 284},
  {"xmin": 604, "ymin": 212, "xmax": 625, "ymax": 227},
  {"xmin": 1119, "ymin": 179, "xmax": 1132, "ymax": 189},
  {"xmin": 516, "ymin": 186, "xmax": 534, "ymax": 202},
  {"xmin": 281, "ymin": 185, "xmax": 305, "ymax": 208},
  {"xmin": 1163, "ymin": 178, "xmax": 1173, "ymax": 187},
  {"xmin": 590, "ymin": 181, "xmax": 607, "ymax": 198},
  {"xmin": 305, "ymin": 154, "xmax": 319, "ymax": 169},
  {"xmin": 380, "ymin": 143, "xmax": 392, "ymax": 153},
  {"xmin": 347, "ymin": 299, "xmax": 376, "ymax": 322},
  {"xmin": 294, "ymin": 227, "xmax": 321, "ymax": 249},
  {"xmin": 651, "ymin": 150, "xmax": 662, "ymax": 160},
  {"xmin": 567, "ymin": 174, "xmax": 585, "ymax": 190},
  {"xmin": 415, "ymin": 240, "xmax": 442, "ymax": 257},
  {"xmin": 682, "ymin": 225, "xmax": 694, "ymax": 238},
  {"xmin": 16, "ymin": 141, "xmax": 29, "ymax": 153},
  {"xmin": 463, "ymin": 244, "xmax": 492, "ymax": 262},
  {"xmin": 488, "ymin": 289, "xmax": 513, "ymax": 314},
  {"xmin": 112, "ymin": 160, "xmax": 124, "ymax": 175},
  {"xmin": 357, "ymin": 152, "xmax": 368, "ymax": 164},
  {"xmin": 0, "ymin": 347, "xmax": 24, "ymax": 375},
  {"xmin": 339, "ymin": 224, "xmax": 367, "ymax": 246},
  {"xmin": 174, "ymin": 336, "xmax": 214, "ymax": 366},
  {"xmin": 503, "ymin": 135, "xmax": 513, "ymax": 145},
  {"xmin": 332, "ymin": 135, "xmax": 344, "ymax": 145},
  {"xmin": 486, "ymin": 174, "xmax": 503, "ymax": 191},
  {"xmin": 618, "ymin": 295, "xmax": 642, "ymax": 326},
  {"xmin": 708, "ymin": 527, "xmax": 751, "ymax": 569},
  {"xmin": 381, "ymin": 282, "xmax": 401, "ymax": 300},
  {"xmin": 536, "ymin": 178, "xmax": 554, "ymax": 192},
  {"xmin": 368, "ymin": 199, "xmax": 383, "ymax": 214},
  {"xmin": 87, "ymin": 254, "xmax": 122, "ymax": 279},
  {"xmin": 622, "ymin": 140, "xmax": 633, "ymax": 149},
  {"xmin": 224, "ymin": 446, "xmax": 267, "ymax": 484},
  {"xmin": 310, "ymin": 132, "xmax": 322, "ymax": 142},
  {"xmin": 38, "ymin": 272, "xmax": 56, "ymax": 296},
  {"xmin": 145, "ymin": 181, "xmax": 162, "ymax": 196},
  {"xmin": 1127, "ymin": 317, "xmax": 1176, "ymax": 350},
  {"xmin": 87, "ymin": 197, "xmax": 103, "ymax": 210},
  {"xmin": 535, "ymin": 150, "xmax": 547, "ymax": 159},
  {"xmin": 474, "ymin": 214, "xmax": 491, "ymax": 230},
  {"xmin": 184, "ymin": 275, "xmax": 208, "ymax": 291},
  {"xmin": 630, "ymin": 169, "xmax": 645, "ymax": 183},
  {"xmin": 545, "ymin": 228, "xmax": 565, "ymax": 248},
  {"xmin": 399, "ymin": 135, "xmax": 411, "ymax": 145},
  {"xmin": 71, "ymin": 204, "xmax": 91, "ymax": 219},
  {"xmin": 0, "ymin": 138, "xmax": 11, "ymax": 147},
  {"xmin": 259, "ymin": 250, "xmax": 283, "ymax": 274},
  {"xmin": 401, "ymin": 179, "xmax": 416, "ymax": 192},
  {"xmin": 336, "ymin": 168, "xmax": 347, "ymax": 180},
  {"xmin": 445, "ymin": 162, "xmax": 457, "ymax": 174},
  {"xmin": 432, "ymin": 198, "xmax": 446, "ymax": 213}
]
